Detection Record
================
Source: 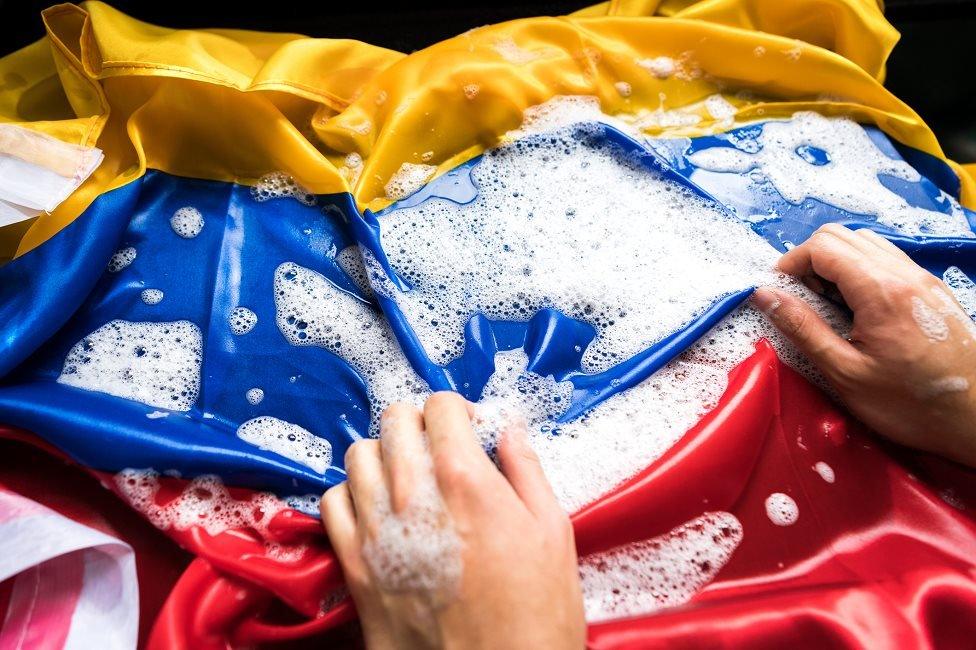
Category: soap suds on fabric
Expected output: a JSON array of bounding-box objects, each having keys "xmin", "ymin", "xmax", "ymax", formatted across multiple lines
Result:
[
  {"xmin": 375, "ymin": 120, "xmax": 783, "ymax": 371},
  {"xmin": 273, "ymin": 261, "xmax": 430, "ymax": 435},
  {"xmin": 170, "ymin": 206, "xmax": 204, "ymax": 238},
  {"xmin": 58, "ymin": 320, "xmax": 202, "ymax": 411},
  {"xmin": 579, "ymin": 512, "xmax": 743, "ymax": 622},
  {"xmin": 943, "ymin": 266, "xmax": 976, "ymax": 322},
  {"xmin": 107, "ymin": 247, "xmax": 137, "ymax": 273},
  {"xmin": 229, "ymin": 307, "xmax": 258, "ymax": 336},
  {"xmin": 141, "ymin": 289, "xmax": 164, "ymax": 305},
  {"xmin": 115, "ymin": 469, "xmax": 306, "ymax": 561},
  {"xmin": 246, "ymin": 388, "xmax": 265, "ymax": 405},
  {"xmin": 688, "ymin": 111, "xmax": 973, "ymax": 238},
  {"xmin": 385, "ymin": 163, "xmax": 437, "ymax": 201},
  {"xmin": 813, "ymin": 461, "xmax": 835, "ymax": 483},
  {"xmin": 251, "ymin": 172, "xmax": 316, "ymax": 206},
  {"xmin": 765, "ymin": 492, "xmax": 799, "ymax": 526},
  {"xmin": 236, "ymin": 416, "xmax": 332, "ymax": 474}
]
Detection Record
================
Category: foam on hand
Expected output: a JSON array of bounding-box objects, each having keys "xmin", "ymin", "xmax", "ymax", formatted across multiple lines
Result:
[
  {"xmin": 107, "ymin": 247, "xmax": 137, "ymax": 273},
  {"xmin": 169, "ymin": 206, "xmax": 204, "ymax": 238},
  {"xmin": 579, "ymin": 512, "xmax": 743, "ymax": 622},
  {"xmin": 273, "ymin": 261, "xmax": 430, "ymax": 435},
  {"xmin": 236, "ymin": 416, "xmax": 332, "ymax": 474},
  {"xmin": 58, "ymin": 320, "xmax": 202, "ymax": 411},
  {"xmin": 688, "ymin": 111, "xmax": 973, "ymax": 238},
  {"xmin": 361, "ymin": 426, "xmax": 462, "ymax": 601},
  {"xmin": 115, "ymin": 469, "xmax": 306, "ymax": 561}
]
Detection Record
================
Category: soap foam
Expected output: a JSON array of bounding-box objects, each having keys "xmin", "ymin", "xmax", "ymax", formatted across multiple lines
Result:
[
  {"xmin": 229, "ymin": 307, "xmax": 258, "ymax": 335},
  {"xmin": 688, "ymin": 111, "xmax": 973, "ymax": 237},
  {"xmin": 813, "ymin": 461, "xmax": 835, "ymax": 483},
  {"xmin": 236, "ymin": 416, "xmax": 332, "ymax": 474},
  {"xmin": 911, "ymin": 296, "xmax": 950, "ymax": 342},
  {"xmin": 251, "ymin": 172, "xmax": 316, "ymax": 206},
  {"xmin": 765, "ymin": 492, "xmax": 799, "ymax": 526},
  {"xmin": 375, "ymin": 119, "xmax": 785, "ymax": 372},
  {"xmin": 362, "ymin": 428, "xmax": 462, "ymax": 601},
  {"xmin": 579, "ymin": 512, "xmax": 742, "ymax": 622},
  {"xmin": 385, "ymin": 163, "xmax": 437, "ymax": 201},
  {"xmin": 115, "ymin": 469, "xmax": 306, "ymax": 561},
  {"xmin": 170, "ymin": 206, "xmax": 204, "ymax": 238},
  {"xmin": 493, "ymin": 37, "xmax": 543, "ymax": 65},
  {"xmin": 915, "ymin": 376, "xmax": 970, "ymax": 398},
  {"xmin": 614, "ymin": 81, "xmax": 632, "ymax": 98},
  {"xmin": 246, "ymin": 387, "xmax": 265, "ymax": 405},
  {"xmin": 336, "ymin": 245, "xmax": 375, "ymax": 298},
  {"xmin": 636, "ymin": 56, "xmax": 676, "ymax": 79},
  {"xmin": 943, "ymin": 266, "xmax": 976, "ymax": 321},
  {"xmin": 58, "ymin": 320, "xmax": 202, "ymax": 411},
  {"xmin": 141, "ymin": 289, "xmax": 164, "ymax": 305},
  {"xmin": 273, "ymin": 261, "xmax": 430, "ymax": 435},
  {"xmin": 107, "ymin": 247, "xmax": 137, "ymax": 273}
]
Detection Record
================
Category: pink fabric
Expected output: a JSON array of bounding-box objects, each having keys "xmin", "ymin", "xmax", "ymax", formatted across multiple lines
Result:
[{"xmin": 0, "ymin": 555, "xmax": 84, "ymax": 650}]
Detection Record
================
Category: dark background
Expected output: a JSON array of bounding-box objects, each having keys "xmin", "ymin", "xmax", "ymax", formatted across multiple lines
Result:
[{"xmin": 1, "ymin": 0, "xmax": 974, "ymax": 162}]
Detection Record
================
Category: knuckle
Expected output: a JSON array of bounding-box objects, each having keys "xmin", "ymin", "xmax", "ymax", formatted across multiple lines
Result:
[
  {"xmin": 434, "ymin": 453, "xmax": 473, "ymax": 491},
  {"xmin": 425, "ymin": 391, "xmax": 462, "ymax": 413},
  {"xmin": 383, "ymin": 401, "xmax": 418, "ymax": 419},
  {"xmin": 343, "ymin": 439, "xmax": 378, "ymax": 468}
]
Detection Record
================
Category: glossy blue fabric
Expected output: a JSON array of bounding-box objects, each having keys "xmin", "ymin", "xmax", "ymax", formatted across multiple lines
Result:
[{"xmin": 0, "ymin": 120, "xmax": 973, "ymax": 497}]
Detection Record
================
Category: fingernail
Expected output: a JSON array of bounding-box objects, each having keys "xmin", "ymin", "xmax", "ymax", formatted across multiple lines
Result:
[{"xmin": 751, "ymin": 287, "xmax": 783, "ymax": 317}]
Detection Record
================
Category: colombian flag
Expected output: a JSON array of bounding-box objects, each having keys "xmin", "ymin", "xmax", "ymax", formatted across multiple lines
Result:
[{"xmin": 1, "ymin": 1, "xmax": 976, "ymax": 647}]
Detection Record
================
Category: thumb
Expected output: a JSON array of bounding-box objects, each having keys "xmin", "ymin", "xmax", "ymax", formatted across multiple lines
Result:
[{"xmin": 752, "ymin": 287, "xmax": 861, "ymax": 381}]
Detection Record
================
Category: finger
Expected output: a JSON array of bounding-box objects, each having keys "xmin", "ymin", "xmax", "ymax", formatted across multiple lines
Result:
[
  {"xmin": 752, "ymin": 286, "xmax": 863, "ymax": 380},
  {"xmin": 343, "ymin": 439, "xmax": 387, "ymax": 537},
  {"xmin": 423, "ymin": 392, "xmax": 498, "ymax": 497},
  {"xmin": 495, "ymin": 416, "xmax": 563, "ymax": 521},
  {"xmin": 423, "ymin": 392, "xmax": 491, "ymax": 463},
  {"xmin": 854, "ymin": 228, "xmax": 914, "ymax": 263},
  {"xmin": 817, "ymin": 223, "xmax": 878, "ymax": 257},
  {"xmin": 378, "ymin": 403, "xmax": 428, "ymax": 514},
  {"xmin": 320, "ymin": 483, "xmax": 360, "ymax": 567},
  {"xmin": 776, "ymin": 230, "xmax": 883, "ymax": 312}
]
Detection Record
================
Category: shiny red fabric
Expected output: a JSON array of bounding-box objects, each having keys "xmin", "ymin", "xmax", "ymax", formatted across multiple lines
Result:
[{"xmin": 3, "ymin": 339, "xmax": 976, "ymax": 648}]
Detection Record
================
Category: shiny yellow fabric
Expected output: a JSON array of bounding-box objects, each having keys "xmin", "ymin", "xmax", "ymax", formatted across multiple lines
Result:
[{"xmin": 1, "ymin": 0, "xmax": 972, "ymax": 260}]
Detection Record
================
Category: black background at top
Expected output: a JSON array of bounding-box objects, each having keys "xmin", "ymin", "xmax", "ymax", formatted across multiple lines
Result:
[{"xmin": 1, "ymin": 0, "xmax": 974, "ymax": 162}]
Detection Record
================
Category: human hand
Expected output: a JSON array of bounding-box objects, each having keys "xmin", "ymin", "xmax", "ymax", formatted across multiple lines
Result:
[
  {"xmin": 320, "ymin": 392, "xmax": 585, "ymax": 649},
  {"xmin": 753, "ymin": 224, "xmax": 976, "ymax": 466}
]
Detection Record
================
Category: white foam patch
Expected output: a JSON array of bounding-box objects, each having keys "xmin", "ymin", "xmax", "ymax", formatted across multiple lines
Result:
[
  {"xmin": 246, "ymin": 387, "xmax": 264, "ymax": 405},
  {"xmin": 614, "ymin": 81, "xmax": 632, "ymax": 98},
  {"xmin": 273, "ymin": 262, "xmax": 430, "ymax": 435},
  {"xmin": 375, "ymin": 119, "xmax": 785, "ymax": 372},
  {"xmin": 363, "ymin": 428, "xmax": 462, "ymax": 600},
  {"xmin": 765, "ymin": 492, "xmax": 799, "ymax": 526},
  {"xmin": 229, "ymin": 307, "xmax": 257, "ymax": 335},
  {"xmin": 943, "ymin": 266, "xmax": 976, "ymax": 322},
  {"xmin": 493, "ymin": 37, "xmax": 543, "ymax": 64},
  {"xmin": 813, "ymin": 461, "xmax": 835, "ymax": 483},
  {"xmin": 385, "ymin": 163, "xmax": 436, "ymax": 201},
  {"xmin": 688, "ymin": 111, "xmax": 973, "ymax": 237},
  {"xmin": 141, "ymin": 289, "xmax": 164, "ymax": 305},
  {"xmin": 340, "ymin": 153, "xmax": 364, "ymax": 187},
  {"xmin": 169, "ymin": 206, "xmax": 204, "ymax": 238},
  {"xmin": 916, "ymin": 376, "xmax": 970, "ymax": 398},
  {"xmin": 251, "ymin": 172, "xmax": 316, "ymax": 206},
  {"xmin": 58, "ymin": 320, "xmax": 202, "ymax": 411},
  {"xmin": 115, "ymin": 469, "xmax": 306, "ymax": 561},
  {"xmin": 636, "ymin": 56, "xmax": 676, "ymax": 79},
  {"xmin": 285, "ymin": 494, "xmax": 321, "ymax": 516},
  {"xmin": 579, "ymin": 512, "xmax": 743, "ymax": 622},
  {"xmin": 911, "ymin": 296, "xmax": 950, "ymax": 342},
  {"xmin": 336, "ymin": 245, "xmax": 374, "ymax": 298},
  {"xmin": 236, "ymin": 416, "xmax": 332, "ymax": 474},
  {"xmin": 107, "ymin": 247, "xmax": 136, "ymax": 273}
]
